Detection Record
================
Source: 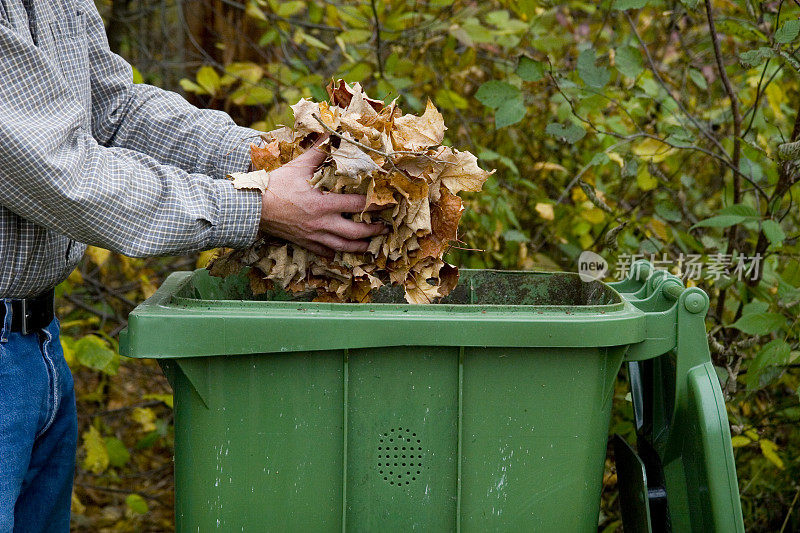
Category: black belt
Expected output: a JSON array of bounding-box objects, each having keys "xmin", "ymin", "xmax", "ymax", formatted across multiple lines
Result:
[{"xmin": 1, "ymin": 289, "xmax": 55, "ymax": 335}]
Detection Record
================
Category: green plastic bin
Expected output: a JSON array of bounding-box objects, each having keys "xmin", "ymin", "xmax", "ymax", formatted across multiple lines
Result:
[{"xmin": 120, "ymin": 261, "xmax": 744, "ymax": 532}]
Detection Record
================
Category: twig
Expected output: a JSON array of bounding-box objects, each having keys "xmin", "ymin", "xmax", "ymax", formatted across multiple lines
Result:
[
  {"xmin": 548, "ymin": 72, "xmax": 770, "ymax": 201},
  {"xmin": 73, "ymin": 482, "xmax": 164, "ymax": 504},
  {"xmin": 310, "ymin": 114, "xmax": 455, "ymax": 167},
  {"xmin": 780, "ymin": 487, "xmax": 800, "ymax": 533},
  {"xmin": 705, "ymin": 0, "xmax": 743, "ymax": 229},
  {"xmin": 625, "ymin": 11, "xmax": 729, "ymax": 156},
  {"xmin": 78, "ymin": 400, "xmax": 164, "ymax": 419},
  {"xmin": 370, "ymin": 0, "xmax": 384, "ymax": 77},
  {"xmin": 65, "ymin": 294, "xmax": 116, "ymax": 322},
  {"xmin": 82, "ymin": 274, "xmax": 138, "ymax": 308}
]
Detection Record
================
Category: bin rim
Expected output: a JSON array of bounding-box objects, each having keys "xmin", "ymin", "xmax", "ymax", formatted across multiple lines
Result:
[{"xmin": 120, "ymin": 269, "xmax": 654, "ymax": 359}]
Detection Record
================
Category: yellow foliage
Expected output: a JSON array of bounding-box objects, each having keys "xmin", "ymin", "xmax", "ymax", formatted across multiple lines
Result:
[
  {"xmin": 196, "ymin": 248, "xmax": 219, "ymax": 269},
  {"xmin": 636, "ymin": 165, "xmax": 658, "ymax": 191},
  {"xmin": 82, "ymin": 426, "xmax": 109, "ymax": 475},
  {"xmin": 85, "ymin": 246, "xmax": 111, "ymax": 271},
  {"xmin": 632, "ymin": 137, "xmax": 674, "ymax": 163},
  {"xmin": 532, "ymin": 161, "xmax": 567, "ymax": 173},
  {"xmin": 572, "ymin": 187, "xmax": 588, "ymax": 202},
  {"xmin": 759, "ymin": 439, "xmax": 784, "ymax": 469},
  {"xmin": 143, "ymin": 393, "xmax": 174, "ymax": 409},
  {"xmin": 731, "ymin": 435, "xmax": 751, "ymax": 447},
  {"xmin": 131, "ymin": 407, "xmax": 157, "ymax": 433},
  {"xmin": 67, "ymin": 269, "xmax": 83, "ymax": 284},
  {"xmin": 607, "ymin": 152, "xmax": 625, "ymax": 168},
  {"xmin": 61, "ymin": 338, "xmax": 76, "ymax": 367},
  {"xmin": 581, "ymin": 207, "xmax": 606, "ymax": 224},
  {"xmin": 765, "ymin": 83, "xmax": 785, "ymax": 121},
  {"xmin": 71, "ymin": 491, "xmax": 86, "ymax": 515},
  {"xmin": 535, "ymin": 202, "xmax": 555, "ymax": 220},
  {"xmin": 649, "ymin": 218, "xmax": 670, "ymax": 241}
]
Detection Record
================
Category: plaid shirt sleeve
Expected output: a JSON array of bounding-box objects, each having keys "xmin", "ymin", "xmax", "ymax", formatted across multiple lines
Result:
[
  {"xmin": 0, "ymin": 2, "xmax": 261, "ymax": 261},
  {"xmin": 82, "ymin": 0, "xmax": 259, "ymax": 181}
]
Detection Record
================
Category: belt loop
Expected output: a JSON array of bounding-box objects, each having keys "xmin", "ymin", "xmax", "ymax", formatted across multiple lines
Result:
[{"xmin": 1, "ymin": 299, "xmax": 11, "ymax": 343}]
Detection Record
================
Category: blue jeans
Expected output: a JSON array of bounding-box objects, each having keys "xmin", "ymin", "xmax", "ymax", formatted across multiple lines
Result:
[{"xmin": 0, "ymin": 302, "xmax": 76, "ymax": 533}]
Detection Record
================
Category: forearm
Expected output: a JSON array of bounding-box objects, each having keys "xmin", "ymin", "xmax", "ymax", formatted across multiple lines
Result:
[
  {"xmin": 0, "ymin": 125, "xmax": 260, "ymax": 257},
  {"xmin": 84, "ymin": 0, "xmax": 258, "ymax": 178},
  {"xmin": 0, "ymin": 17, "xmax": 260, "ymax": 257},
  {"xmin": 94, "ymin": 81, "xmax": 259, "ymax": 180}
]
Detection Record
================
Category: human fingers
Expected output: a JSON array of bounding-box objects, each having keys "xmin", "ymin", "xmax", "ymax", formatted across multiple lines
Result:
[
  {"xmin": 320, "ymin": 193, "xmax": 370, "ymax": 214},
  {"xmin": 316, "ymin": 233, "xmax": 370, "ymax": 253},
  {"xmin": 295, "ymin": 138, "xmax": 330, "ymax": 168},
  {"xmin": 365, "ymin": 202, "xmax": 393, "ymax": 212},
  {"xmin": 310, "ymin": 133, "xmax": 330, "ymax": 148},
  {"xmin": 296, "ymin": 238, "xmax": 334, "ymax": 258},
  {"xmin": 326, "ymin": 216, "xmax": 388, "ymax": 240}
]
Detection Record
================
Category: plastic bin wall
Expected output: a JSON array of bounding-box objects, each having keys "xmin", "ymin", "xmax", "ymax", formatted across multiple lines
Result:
[{"xmin": 120, "ymin": 265, "xmax": 743, "ymax": 532}]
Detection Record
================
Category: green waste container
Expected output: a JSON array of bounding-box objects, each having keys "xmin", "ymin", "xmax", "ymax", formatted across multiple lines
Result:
[{"xmin": 120, "ymin": 261, "xmax": 744, "ymax": 532}]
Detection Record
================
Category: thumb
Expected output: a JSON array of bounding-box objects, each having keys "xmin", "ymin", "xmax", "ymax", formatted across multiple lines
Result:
[{"xmin": 297, "ymin": 134, "xmax": 330, "ymax": 167}]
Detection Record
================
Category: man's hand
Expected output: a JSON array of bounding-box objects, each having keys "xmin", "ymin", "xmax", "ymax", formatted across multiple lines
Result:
[{"xmin": 260, "ymin": 142, "xmax": 387, "ymax": 257}]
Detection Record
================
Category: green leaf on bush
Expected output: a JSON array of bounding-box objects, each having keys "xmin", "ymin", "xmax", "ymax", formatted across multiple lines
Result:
[
  {"xmin": 745, "ymin": 339, "xmax": 791, "ymax": 391},
  {"xmin": 545, "ymin": 122, "xmax": 586, "ymax": 144},
  {"xmin": 338, "ymin": 29, "xmax": 372, "ymax": 44},
  {"xmin": 276, "ymin": 1, "xmax": 306, "ymax": 17},
  {"xmin": 731, "ymin": 313, "xmax": 785, "ymax": 335},
  {"xmin": 475, "ymin": 81, "xmax": 520, "ymax": 109},
  {"xmin": 692, "ymin": 204, "xmax": 760, "ymax": 229},
  {"xmin": 126, "ymin": 494, "xmax": 149, "ymax": 515},
  {"xmin": 230, "ymin": 86, "xmax": 274, "ymax": 106},
  {"xmin": 655, "ymin": 201, "xmax": 682, "ymax": 222},
  {"xmin": 105, "ymin": 437, "xmax": 131, "ymax": 468},
  {"xmin": 775, "ymin": 20, "xmax": 800, "ymax": 44},
  {"xmin": 613, "ymin": 0, "xmax": 651, "ymax": 10},
  {"xmin": 719, "ymin": 204, "xmax": 760, "ymax": 218},
  {"xmin": 494, "ymin": 96, "xmax": 526, "ymax": 128},
  {"xmin": 739, "ymin": 47, "xmax": 774, "ymax": 67},
  {"xmin": 615, "ymin": 46, "xmax": 643, "ymax": 78},
  {"xmin": 762, "ymin": 219, "xmax": 785, "ymax": 246},
  {"xmin": 134, "ymin": 431, "xmax": 160, "ymax": 450},
  {"xmin": 688, "ymin": 69, "xmax": 707, "ymax": 89},
  {"xmin": 74, "ymin": 335, "xmax": 119, "ymax": 375},
  {"xmin": 692, "ymin": 214, "xmax": 748, "ymax": 228},
  {"xmin": 503, "ymin": 229, "xmax": 528, "ymax": 242},
  {"xmin": 741, "ymin": 300, "xmax": 769, "ymax": 316},
  {"xmin": 517, "ymin": 56, "xmax": 544, "ymax": 81},
  {"xmin": 577, "ymin": 48, "xmax": 610, "ymax": 88}
]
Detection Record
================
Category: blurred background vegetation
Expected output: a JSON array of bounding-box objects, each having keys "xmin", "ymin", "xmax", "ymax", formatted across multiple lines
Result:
[{"xmin": 65, "ymin": 0, "xmax": 799, "ymax": 530}]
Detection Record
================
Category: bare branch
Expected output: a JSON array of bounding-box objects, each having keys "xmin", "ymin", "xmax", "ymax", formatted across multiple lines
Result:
[{"xmin": 625, "ymin": 11, "xmax": 729, "ymax": 156}]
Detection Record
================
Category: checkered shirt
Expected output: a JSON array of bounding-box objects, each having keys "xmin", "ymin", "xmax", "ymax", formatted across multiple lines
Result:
[{"xmin": 0, "ymin": 0, "xmax": 261, "ymax": 298}]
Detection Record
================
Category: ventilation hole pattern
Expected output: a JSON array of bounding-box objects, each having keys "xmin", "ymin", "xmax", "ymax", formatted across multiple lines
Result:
[{"xmin": 378, "ymin": 428, "xmax": 422, "ymax": 487}]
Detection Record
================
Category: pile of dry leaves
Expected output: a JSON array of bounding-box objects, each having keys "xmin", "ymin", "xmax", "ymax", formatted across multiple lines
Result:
[{"xmin": 209, "ymin": 80, "xmax": 492, "ymax": 303}]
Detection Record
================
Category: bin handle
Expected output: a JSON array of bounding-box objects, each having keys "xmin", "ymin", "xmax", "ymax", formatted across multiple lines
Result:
[{"xmin": 660, "ymin": 278, "xmax": 684, "ymax": 301}]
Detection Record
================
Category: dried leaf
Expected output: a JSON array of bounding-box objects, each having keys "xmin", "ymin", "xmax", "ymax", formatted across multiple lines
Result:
[
  {"xmin": 290, "ymin": 98, "xmax": 325, "ymax": 135},
  {"xmin": 230, "ymin": 169, "xmax": 270, "ymax": 193},
  {"xmin": 251, "ymin": 141, "xmax": 282, "ymax": 171},
  {"xmin": 211, "ymin": 79, "xmax": 493, "ymax": 303},
  {"xmin": 330, "ymin": 133, "xmax": 383, "ymax": 178},
  {"xmin": 391, "ymin": 99, "xmax": 446, "ymax": 151},
  {"xmin": 437, "ymin": 148, "xmax": 493, "ymax": 194}
]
